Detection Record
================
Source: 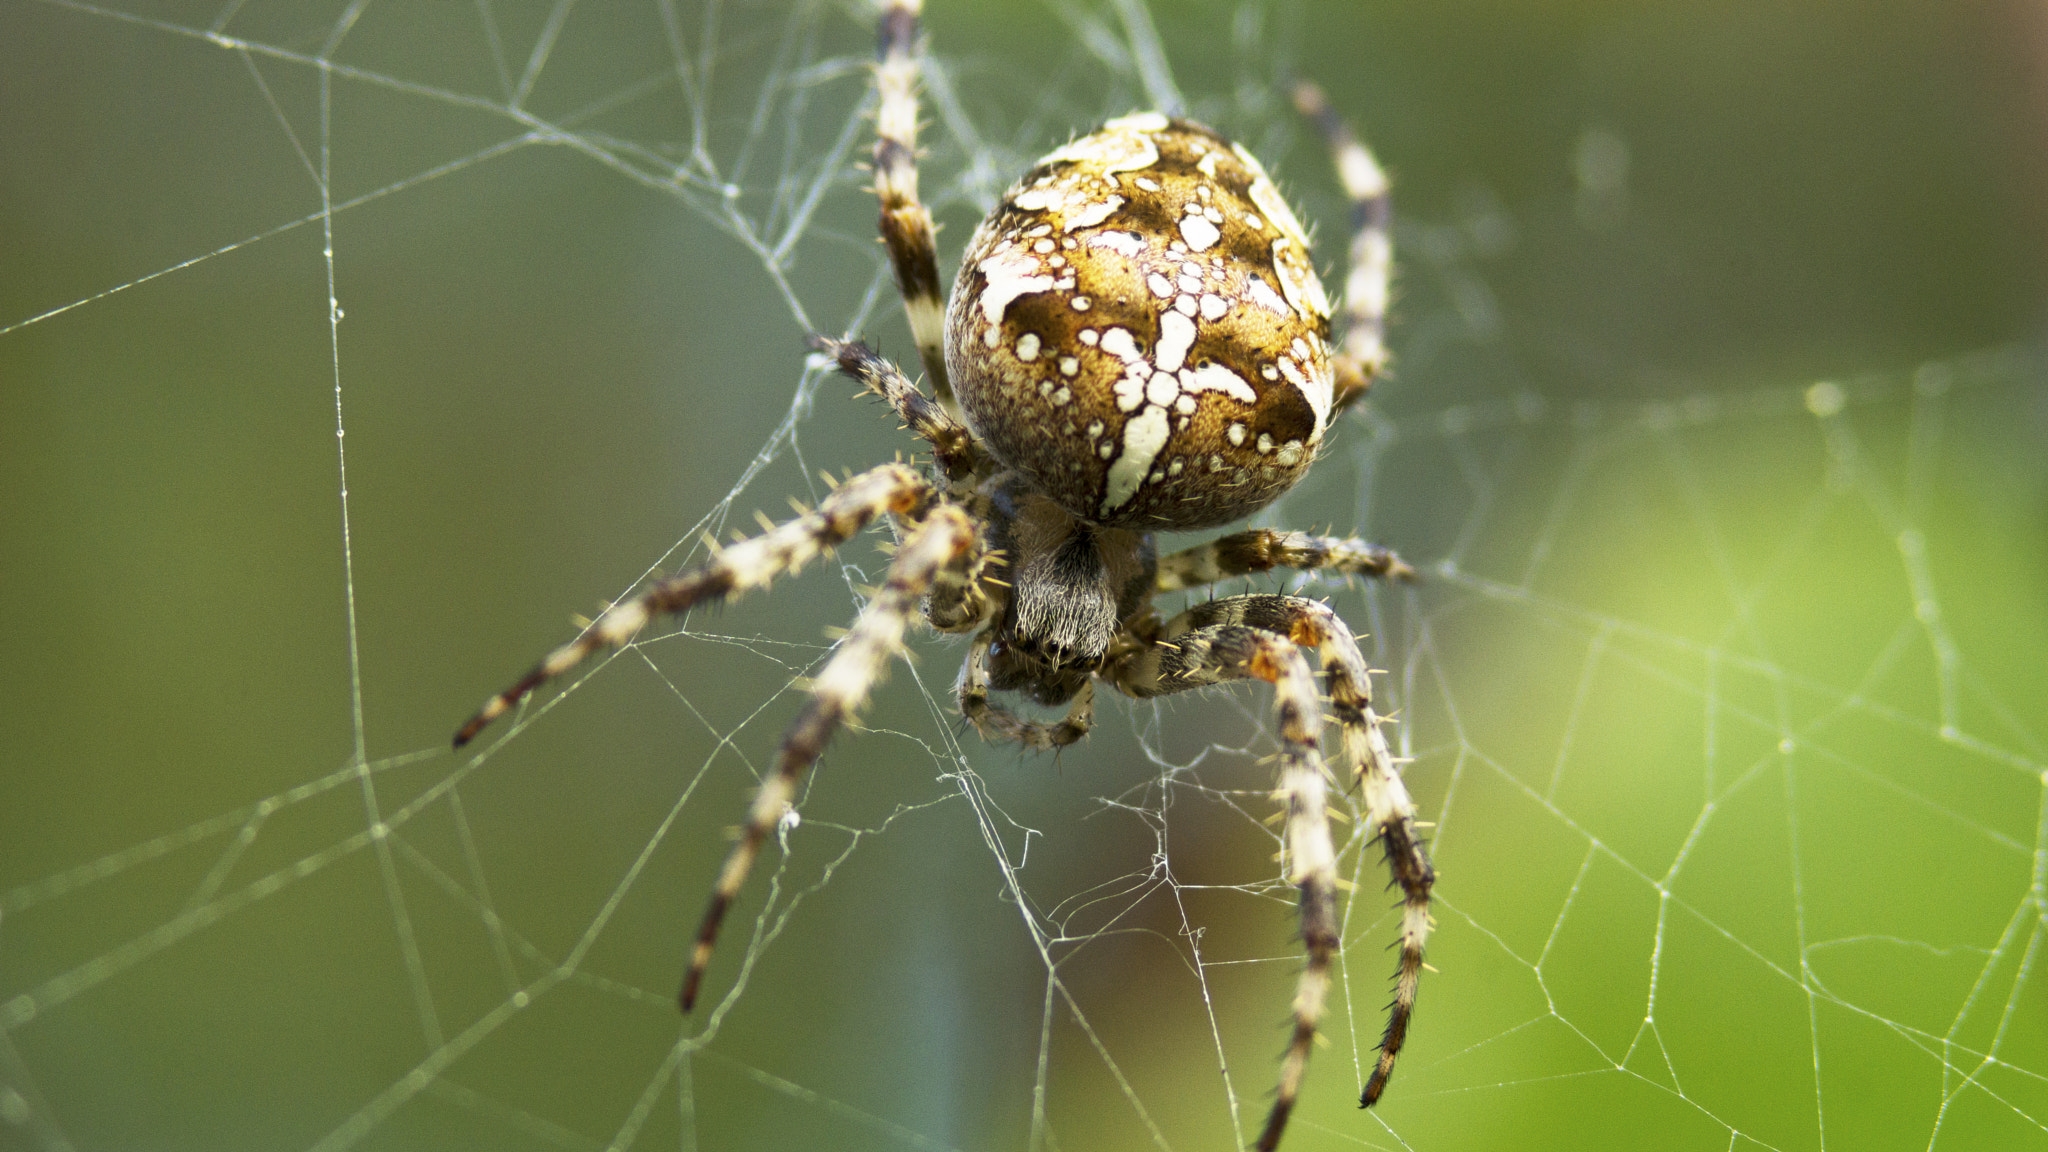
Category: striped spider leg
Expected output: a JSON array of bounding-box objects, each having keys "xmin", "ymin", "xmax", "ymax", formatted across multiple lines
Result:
[
  {"xmin": 873, "ymin": 0, "xmax": 955, "ymax": 420},
  {"xmin": 1099, "ymin": 608, "xmax": 1342, "ymax": 1152},
  {"xmin": 455, "ymin": 462, "xmax": 948, "ymax": 748},
  {"xmin": 680, "ymin": 499, "xmax": 980, "ymax": 1009},
  {"xmin": 452, "ymin": 464, "xmax": 984, "ymax": 1011},
  {"xmin": 1293, "ymin": 81, "xmax": 1394, "ymax": 417},
  {"xmin": 1136, "ymin": 593, "xmax": 1432, "ymax": 1110},
  {"xmin": 1155, "ymin": 528, "xmax": 1417, "ymax": 593}
]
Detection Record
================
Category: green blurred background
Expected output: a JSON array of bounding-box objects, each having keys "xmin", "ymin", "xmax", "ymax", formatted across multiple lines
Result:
[{"xmin": 3, "ymin": 1, "xmax": 2046, "ymax": 1150}]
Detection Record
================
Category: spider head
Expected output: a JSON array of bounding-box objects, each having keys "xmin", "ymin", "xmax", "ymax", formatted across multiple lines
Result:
[{"xmin": 944, "ymin": 113, "xmax": 1336, "ymax": 533}]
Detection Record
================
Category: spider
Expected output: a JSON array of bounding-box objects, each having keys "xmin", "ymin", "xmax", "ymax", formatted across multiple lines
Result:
[{"xmin": 455, "ymin": 3, "xmax": 1433, "ymax": 1148}]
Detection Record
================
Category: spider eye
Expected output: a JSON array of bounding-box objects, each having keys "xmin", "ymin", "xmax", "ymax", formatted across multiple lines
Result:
[{"xmin": 943, "ymin": 116, "xmax": 1334, "ymax": 530}]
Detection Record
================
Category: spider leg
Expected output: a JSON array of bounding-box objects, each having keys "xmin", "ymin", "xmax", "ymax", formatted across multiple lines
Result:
[
  {"xmin": 1151, "ymin": 594, "xmax": 1433, "ymax": 1107},
  {"xmin": 681, "ymin": 502, "xmax": 978, "ymax": 1009},
  {"xmin": 1293, "ymin": 82, "xmax": 1391, "ymax": 416},
  {"xmin": 956, "ymin": 630, "xmax": 1095, "ymax": 750},
  {"xmin": 453, "ymin": 462, "xmax": 938, "ymax": 747},
  {"xmin": 1154, "ymin": 528, "xmax": 1415, "ymax": 593},
  {"xmin": 873, "ymin": 0, "xmax": 956, "ymax": 417},
  {"xmin": 924, "ymin": 542, "xmax": 997, "ymax": 635},
  {"xmin": 812, "ymin": 335, "xmax": 992, "ymax": 484},
  {"xmin": 1103, "ymin": 623, "xmax": 1335, "ymax": 1152}
]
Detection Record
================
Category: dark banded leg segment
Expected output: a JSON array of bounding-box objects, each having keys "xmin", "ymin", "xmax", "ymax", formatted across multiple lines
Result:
[
  {"xmin": 812, "ymin": 336, "xmax": 991, "ymax": 484},
  {"xmin": 956, "ymin": 631, "xmax": 1094, "ymax": 751},
  {"xmin": 681, "ymin": 504, "xmax": 979, "ymax": 1010},
  {"xmin": 453, "ymin": 462, "xmax": 937, "ymax": 748},
  {"xmin": 873, "ymin": 0, "xmax": 956, "ymax": 416},
  {"xmin": 1154, "ymin": 529, "xmax": 1415, "ymax": 594},
  {"xmin": 1105, "ymin": 625, "xmax": 1336, "ymax": 1152},
  {"xmin": 1293, "ymin": 82, "xmax": 1391, "ymax": 416}
]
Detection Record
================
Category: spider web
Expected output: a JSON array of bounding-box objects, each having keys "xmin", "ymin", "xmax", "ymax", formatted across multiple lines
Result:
[{"xmin": 3, "ymin": 1, "xmax": 2045, "ymax": 1150}]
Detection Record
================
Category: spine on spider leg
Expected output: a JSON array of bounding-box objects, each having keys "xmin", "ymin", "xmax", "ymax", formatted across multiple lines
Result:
[
  {"xmin": 453, "ymin": 463, "xmax": 933, "ymax": 748},
  {"xmin": 680, "ymin": 504, "xmax": 976, "ymax": 1011},
  {"xmin": 872, "ymin": 0, "xmax": 955, "ymax": 411}
]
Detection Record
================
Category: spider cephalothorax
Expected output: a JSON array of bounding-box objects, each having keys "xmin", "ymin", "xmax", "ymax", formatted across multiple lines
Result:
[
  {"xmin": 455, "ymin": 5, "xmax": 1429, "ymax": 1150},
  {"xmin": 978, "ymin": 472, "xmax": 1154, "ymax": 675}
]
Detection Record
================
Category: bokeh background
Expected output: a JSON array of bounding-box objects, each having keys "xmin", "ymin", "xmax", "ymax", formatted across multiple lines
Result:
[{"xmin": 4, "ymin": 1, "xmax": 2046, "ymax": 1150}]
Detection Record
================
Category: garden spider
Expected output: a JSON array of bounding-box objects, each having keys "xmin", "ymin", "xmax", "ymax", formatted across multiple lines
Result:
[{"xmin": 455, "ymin": 2, "xmax": 1433, "ymax": 1147}]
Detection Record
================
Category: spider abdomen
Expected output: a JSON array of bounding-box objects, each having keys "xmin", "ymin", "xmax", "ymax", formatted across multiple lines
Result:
[{"xmin": 946, "ymin": 114, "xmax": 1336, "ymax": 531}]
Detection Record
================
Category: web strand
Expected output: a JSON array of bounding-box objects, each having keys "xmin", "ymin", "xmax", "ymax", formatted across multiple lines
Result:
[{"xmin": 3, "ymin": 4, "xmax": 2045, "ymax": 1152}]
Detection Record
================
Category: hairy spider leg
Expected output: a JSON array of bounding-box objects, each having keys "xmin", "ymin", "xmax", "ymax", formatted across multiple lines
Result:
[
  {"xmin": 1293, "ymin": 82, "xmax": 1392, "ymax": 416},
  {"xmin": 682, "ymin": 503, "xmax": 980, "ymax": 1009},
  {"xmin": 453, "ymin": 462, "xmax": 939, "ymax": 748},
  {"xmin": 873, "ymin": 0, "xmax": 955, "ymax": 416},
  {"xmin": 813, "ymin": 336, "xmax": 992, "ymax": 486},
  {"xmin": 810, "ymin": 336, "xmax": 1003, "ymax": 639},
  {"xmin": 1158, "ymin": 594, "xmax": 1435, "ymax": 1107},
  {"xmin": 1153, "ymin": 528, "xmax": 1415, "ymax": 593},
  {"xmin": 1104, "ymin": 624, "xmax": 1336, "ymax": 1152}
]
